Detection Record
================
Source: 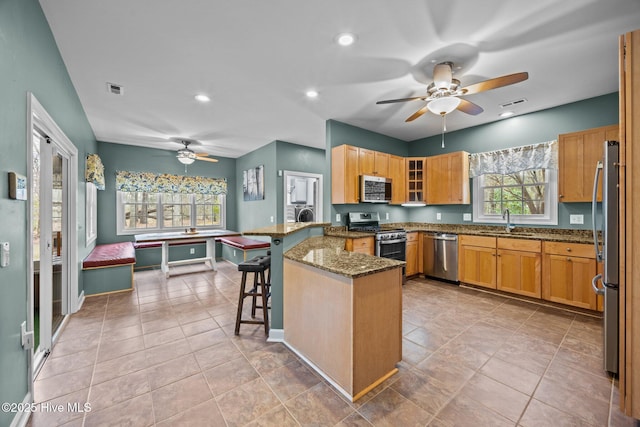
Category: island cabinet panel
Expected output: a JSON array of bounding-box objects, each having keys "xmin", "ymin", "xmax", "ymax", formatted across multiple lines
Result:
[
  {"xmin": 426, "ymin": 151, "xmax": 470, "ymax": 205},
  {"xmin": 458, "ymin": 235, "xmax": 497, "ymax": 289},
  {"xmin": 283, "ymin": 259, "xmax": 402, "ymax": 401},
  {"xmin": 345, "ymin": 237, "xmax": 375, "ymax": 255},
  {"xmin": 496, "ymin": 238, "xmax": 542, "ymax": 298},
  {"xmin": 388, "ymin": 154, "xmax": 406, "ymax": 205},
  {"xmin": 542, "ymin": 241, "xmax": 599, "ymax": 310},
  {"xmin": 558, "ymin": 124, "xmax": 618, "ymax": 202},
  {"xmin": 332, "ymin": 144, "xmax": 360, "ymax": 204}
]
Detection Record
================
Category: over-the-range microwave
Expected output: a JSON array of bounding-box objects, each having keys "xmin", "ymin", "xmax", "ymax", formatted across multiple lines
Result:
[{"xmin": 360, "ymin": 175, "xmax": 391, "ymax": 203}]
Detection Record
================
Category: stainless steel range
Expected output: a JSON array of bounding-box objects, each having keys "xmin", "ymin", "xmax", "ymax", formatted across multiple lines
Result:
[{"xmin": 347, "ymin": 212, "xmax": 407, "ymax": 262}]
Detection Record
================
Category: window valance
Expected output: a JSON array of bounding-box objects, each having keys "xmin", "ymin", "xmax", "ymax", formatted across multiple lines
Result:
[
  {"xmin": 85, "ymin": 154, "xmax": 105, "ymax": 190},
  {"xmin": 469, "ymin": 140, "xmax": 558, "ymax": 178},
  {"xmin": 115, "ymin": 170, "xmax": 227, "ymax": 195}
]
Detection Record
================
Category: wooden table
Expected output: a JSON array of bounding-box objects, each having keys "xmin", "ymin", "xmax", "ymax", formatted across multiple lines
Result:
[{"xmin": 134, "ymin": 229, "xmax": 240, "ymax": 277}]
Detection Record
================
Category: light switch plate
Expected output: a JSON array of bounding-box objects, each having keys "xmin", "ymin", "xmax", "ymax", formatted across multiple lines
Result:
[
  {"xmin": 336, "ymin": 213, "xmax": 341, "ymax": 223},
  {"xmin": 463, "ymin": 213, "xmax": 472, "ymax": 221},
  {"xmin": 570, "ymin": 214, "xmax": 584, "ymax": 225},
  {"xmin": 436, "ymin": 213, "xmax": 442, "ymax": 220},
  {"xmin": 385, "ymin": 212, "xmax": 390, "ymax": 220}
]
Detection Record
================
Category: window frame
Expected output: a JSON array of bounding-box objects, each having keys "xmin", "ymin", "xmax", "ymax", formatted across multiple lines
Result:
[
  {"xmin": 472, "ymin": 168, "xmax": 558, "ymax": 226},
  {"xmin": 116, "ymin": 191, "xmax": 226, "ymax": 235}
]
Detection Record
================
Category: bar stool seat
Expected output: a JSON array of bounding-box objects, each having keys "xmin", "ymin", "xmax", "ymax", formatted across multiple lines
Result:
[{"xmin": 234, "ymin": 254, "xmax": 271, "ymax": 335}]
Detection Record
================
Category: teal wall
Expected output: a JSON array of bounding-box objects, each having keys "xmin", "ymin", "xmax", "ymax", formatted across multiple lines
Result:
[
  {"xmin": 325, "ymin": 120, "xmax": 411, "ymax": 226},
  {"xmin": 96, "ymin": 142, "xmax": 238, "ymax": 242},
  {"xmin": 0, "ymin": 0, "xmax": 97, "ymax": 424},
  {"xmin": 326, "ymin": 93, "xmax": 618, "ymax": 230},
  {"xmin": 406, "ymin": 93, "xmax": 618, "ymax": 228},
  {"xmin": 236, "ymin": 142, "xmax": 278, "ymax": 233},
  {"xmin": 274, "ymin": 140, "xmax": 326, "ymax": 224}
]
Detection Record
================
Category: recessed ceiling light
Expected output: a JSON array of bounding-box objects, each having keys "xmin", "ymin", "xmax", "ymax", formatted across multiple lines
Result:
[
  {"xmin": 194, "ymin": 94, "xmax": 210, "ymax": 103},
  {"xmin": 336, "ymin": 33, "xmax": 356, "ymax": 46},
  {"xmin": 305, "ymin": 90, "xmax": 319, "ymax": 98},
  {"xmin": 499, "ymin": 111, "xmax": 515, "ymax": 118}
]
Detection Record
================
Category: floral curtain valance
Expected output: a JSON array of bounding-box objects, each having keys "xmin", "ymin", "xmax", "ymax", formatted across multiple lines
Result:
[
  {"xmin": 115, "ymin": 170, "xmax": 227, "ymax": 195},
  {"xmin": 469, "ymin": 140, "xmax": 558, "ymax": 178},
  {"xmin": 85, "ymin": 154, "xmax": 105, "ymax": 190}
]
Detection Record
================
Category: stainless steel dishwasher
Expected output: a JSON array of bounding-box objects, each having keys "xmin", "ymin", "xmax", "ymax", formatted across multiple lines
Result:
[{"xmin": 423, "ymin": 232, "xmax": 459, "ymax": 282}]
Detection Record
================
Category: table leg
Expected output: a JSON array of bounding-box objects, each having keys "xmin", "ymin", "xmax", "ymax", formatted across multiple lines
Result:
[
  {"xmin": 206, "ymin": 238, "xmax": 217, "ymax": 271},
  {"xmin": 161, "ymin": 241, "xmax": 170, "ymax": 278}
]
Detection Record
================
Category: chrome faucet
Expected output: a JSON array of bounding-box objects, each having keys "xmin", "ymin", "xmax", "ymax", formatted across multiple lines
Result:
[{"xmin": 502, "ymin": 209, "xmax": 516, "ymax": 232}]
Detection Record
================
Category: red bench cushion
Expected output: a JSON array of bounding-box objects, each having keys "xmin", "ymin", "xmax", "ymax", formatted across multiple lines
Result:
[
  {"xmin": 218, "ymin": 236, "xmax": 270, "ymax": 250},
  {"xmin": 83, "ymin": 242, "xmax": 136, "ymax": 268}
]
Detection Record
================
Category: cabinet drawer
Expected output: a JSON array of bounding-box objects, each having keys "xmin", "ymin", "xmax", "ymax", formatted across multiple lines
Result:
[
  {"xmin": 346, "ymin": 237, "xmax": 374, "ymax": 254},
  {"xmin": 543, "ymin": 241, "xmax": 594, "ymax": 258},
  {"xmin": 406, "ymin": 232, "xmax": 419, "ymax": 242},
  {"xmin": 498, "ymin": 238, "xmax": 541, "ymax": 252},
  {"xmin": 459, "ymin": 235, "xmax": 496, "ymax": 248}
]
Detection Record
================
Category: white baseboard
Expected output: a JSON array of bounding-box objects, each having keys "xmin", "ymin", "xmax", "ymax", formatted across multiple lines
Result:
[
  {"xmin": 267, "ymin": 329, "xmax": 284, "ymax": 342},
  {"xmin": 75, "ymin": 291, "xmax": 85, "ymax": 312},
  {"xmin": 10, "ymin": 392, "xmax": 32, "ymax": 427}
]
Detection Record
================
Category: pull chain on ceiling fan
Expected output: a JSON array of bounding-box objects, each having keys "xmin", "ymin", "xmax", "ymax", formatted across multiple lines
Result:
[{"xmin": 377, "ymin": 62, "xmax": 528, "ymax": 147}]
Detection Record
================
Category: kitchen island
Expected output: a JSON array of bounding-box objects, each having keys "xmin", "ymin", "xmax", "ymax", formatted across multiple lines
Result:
[{"xmin": 283, "ymin": 236, "xmax": 404, "ymax": 402}]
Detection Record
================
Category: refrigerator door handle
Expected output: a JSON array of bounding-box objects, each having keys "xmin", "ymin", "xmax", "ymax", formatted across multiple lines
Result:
[
  {"xmin": 592, "ymin": 274, "xmax": 605, "ymax": 296},
  {"xmin": 592, "ymin": 161, "xmax": 603, "ymax": 262}
]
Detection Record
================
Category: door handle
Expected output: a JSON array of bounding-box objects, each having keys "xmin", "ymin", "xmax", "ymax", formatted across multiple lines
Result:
[{"xmin": 592, "ymin": 274, "xmax": 605, "ymax": 295}]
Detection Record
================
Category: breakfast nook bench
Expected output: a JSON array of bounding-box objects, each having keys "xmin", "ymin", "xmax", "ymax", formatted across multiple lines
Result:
[
  {"xmin": 218, "ymin": 235, "xmax": 270, "ymax": 264},
  {"xmin": 82, "ymin": 242, "xmax": 136, "ymax": 295}
]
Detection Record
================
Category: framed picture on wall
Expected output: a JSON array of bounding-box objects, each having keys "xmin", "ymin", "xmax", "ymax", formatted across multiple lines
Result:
[{"xmin": 243, "ymin": 165, "xmax": 264, "ymax": 201}]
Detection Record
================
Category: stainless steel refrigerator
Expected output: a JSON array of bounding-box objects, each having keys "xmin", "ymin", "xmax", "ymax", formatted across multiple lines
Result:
[{"xmin": 591, "ymin": 140, "xmax": 619, "ymax": 374}]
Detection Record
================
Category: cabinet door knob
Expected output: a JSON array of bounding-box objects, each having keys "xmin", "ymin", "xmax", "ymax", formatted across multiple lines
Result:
[
  {"xmin": 559, "ymin": 195, "xmax": 564, "ymax": 198},
  {"xmin": 567, "ymin": 257, "xmax": 572, "ymax": 262},
  {"xmin": 566, "ymin": 248, "xmax": 572, "ymax": 252}
]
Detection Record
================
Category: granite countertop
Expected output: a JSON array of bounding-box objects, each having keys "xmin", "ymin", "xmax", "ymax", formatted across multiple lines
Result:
[
  {"xmin": 285, "ymin": 236, "xmax": 405, "ymax": 279},
  {"xmin": 243, "ymin": 222, "xmax": 331, "ymax": 238},
  {"xmin": 324, "ymin": 223, "xmax": 594, "ymax": 244}
]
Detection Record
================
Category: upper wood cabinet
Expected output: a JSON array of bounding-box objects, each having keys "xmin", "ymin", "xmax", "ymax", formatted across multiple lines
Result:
[
  {"xmin": 558, "ymin": 124, "xmax": 619, "ymax": 202},
  {"xmin": 332, "ymin": 144, "xmax": 360, "ymax": 204},
  {"xmin": 388, "ymin": 154, "xmax": 406, "ymax": 205},
  {"xmin": 426, "ymin": 151, "xmax": 470, "ymax": 205},
  {"xmin": 358, "ymin": 148, "xmax": 389, "ymax": 177},
  {"xmin": 406, "ymin": 158, "xmax": 426, "ymax": 203}
]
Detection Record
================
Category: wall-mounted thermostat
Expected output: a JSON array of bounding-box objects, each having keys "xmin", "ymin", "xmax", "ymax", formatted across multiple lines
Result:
[{"xmin": 8, "ymin": 172, "xmax": 27, "ymax": 200}]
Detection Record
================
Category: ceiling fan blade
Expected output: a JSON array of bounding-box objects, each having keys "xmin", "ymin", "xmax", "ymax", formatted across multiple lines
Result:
[
  {"xmin": 377, "ymin": 96, "xmax": 427, "ymax": 105},
  {"xmin": 195, "ymin": 153, "xmax": 210, "ymax": 157},
  {"xmin": 196, "ymin": 156, "xmax": 219, "ymax": 163},
  {"xmin": 405, "ymin": 105, "xmax": 429, "ymax": 122},
  {"xmin": 457, "ymin": 99, "xmax": 484, "ymax": 115},
  {"xmin": 461, "ymin": 72, "xmax": 529, "ymax": 96}
]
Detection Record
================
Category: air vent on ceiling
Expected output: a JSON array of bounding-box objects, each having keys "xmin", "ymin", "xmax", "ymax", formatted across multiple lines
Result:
[
  {"xmin": 106, "ymin": 82, "xmax": 124, "ymax": 95},
  {"xmin": 500, "ymin": 98, "xmax": 527, "ymax": 108}
]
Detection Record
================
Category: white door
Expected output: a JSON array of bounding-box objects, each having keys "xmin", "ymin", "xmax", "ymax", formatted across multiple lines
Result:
[{"xmin": 31, "ymin": 129, "xmax": 70, "ymax": 372}]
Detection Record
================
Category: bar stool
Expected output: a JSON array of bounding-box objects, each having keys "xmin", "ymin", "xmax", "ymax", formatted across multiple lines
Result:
[{"xmin": 234, "ymin": 254, "xmax": 271, "ymax": 335}]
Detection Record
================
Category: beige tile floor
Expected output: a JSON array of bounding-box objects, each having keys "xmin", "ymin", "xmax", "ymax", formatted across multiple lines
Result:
[{"xmin": 27, "ymin": 261, "xmax": 638, "ymax": 426}]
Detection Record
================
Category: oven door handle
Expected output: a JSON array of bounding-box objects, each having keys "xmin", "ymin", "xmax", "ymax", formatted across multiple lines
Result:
[{"xmin": 378, "ymin": 238, "xmax": 407, "ymax": 245}]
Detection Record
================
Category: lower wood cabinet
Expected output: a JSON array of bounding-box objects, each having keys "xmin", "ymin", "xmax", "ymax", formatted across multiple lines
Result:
[
  {"xmin": 496, "ymin": 238, "xmax": 541, "ymax": 298},
  {"xmin": 542, "ymin": 241, "xmax": 601, "ymax": 311},
  {"xmin": 345, "ymin": 236, "xmax": 375, "ymax": 256},
  {"xmin": 458, "ymin": 235, "xmax": 497, "ymax": 289},
  {"xmin": 406, "ymin": 232, "xmax": 419, "ymax": 277}
]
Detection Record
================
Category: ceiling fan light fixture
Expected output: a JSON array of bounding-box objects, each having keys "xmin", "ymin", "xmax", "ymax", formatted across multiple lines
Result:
[
  {"xmin": 433, "ymin": 62, "xmax": 453, "ymax": 90},
  {"xmin": 427, "ymin": 96, "xmax": 461, "ymax": 115},
  {"xmin": 176, "ymin": 148, "xmax": 196, "ymax": 165}
]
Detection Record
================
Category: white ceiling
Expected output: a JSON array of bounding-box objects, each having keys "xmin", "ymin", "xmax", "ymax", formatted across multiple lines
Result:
[{"xmin": 39, "ymin": 0, "xmax": 640, "ymax": 159}]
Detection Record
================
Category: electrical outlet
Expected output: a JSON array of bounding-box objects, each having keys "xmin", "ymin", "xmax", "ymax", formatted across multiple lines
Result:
[
  {"xmin": 463, "ymin": 213, "xmax": 472, "ymax": 221},
  {"xmin": 270, "ymin": 216, "xmax": 274, "ymax": 223},
  {"xmin": 385, "ymin": 212, "xmax": 390, "ymax": 220},
  {"xmin": 570, "ymin": 214, "xmax": 584, "ymax": 225},
  {"xmin": 336, "ymin": 213, "xmax": 341, "ymax": 223},
  {"xmin": 436, "ymin": 212, "xmax": 442, "ymax": 220},
  {"xmin": 233, "ymin": 249, "xmax": 237, "ymax": 257},
  {"xmin": 189, "ymin": 248, "xmax": 195, "ymax": 254}
]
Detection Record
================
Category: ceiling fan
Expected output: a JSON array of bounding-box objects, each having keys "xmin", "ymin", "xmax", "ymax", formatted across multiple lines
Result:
[
  {"xmin": 377, "ymin": 61, "xmax": 528, "ymax": 123},
  {"xmin": 175, "ymin": 139, "xmax": 218, "ymax": 165}
]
